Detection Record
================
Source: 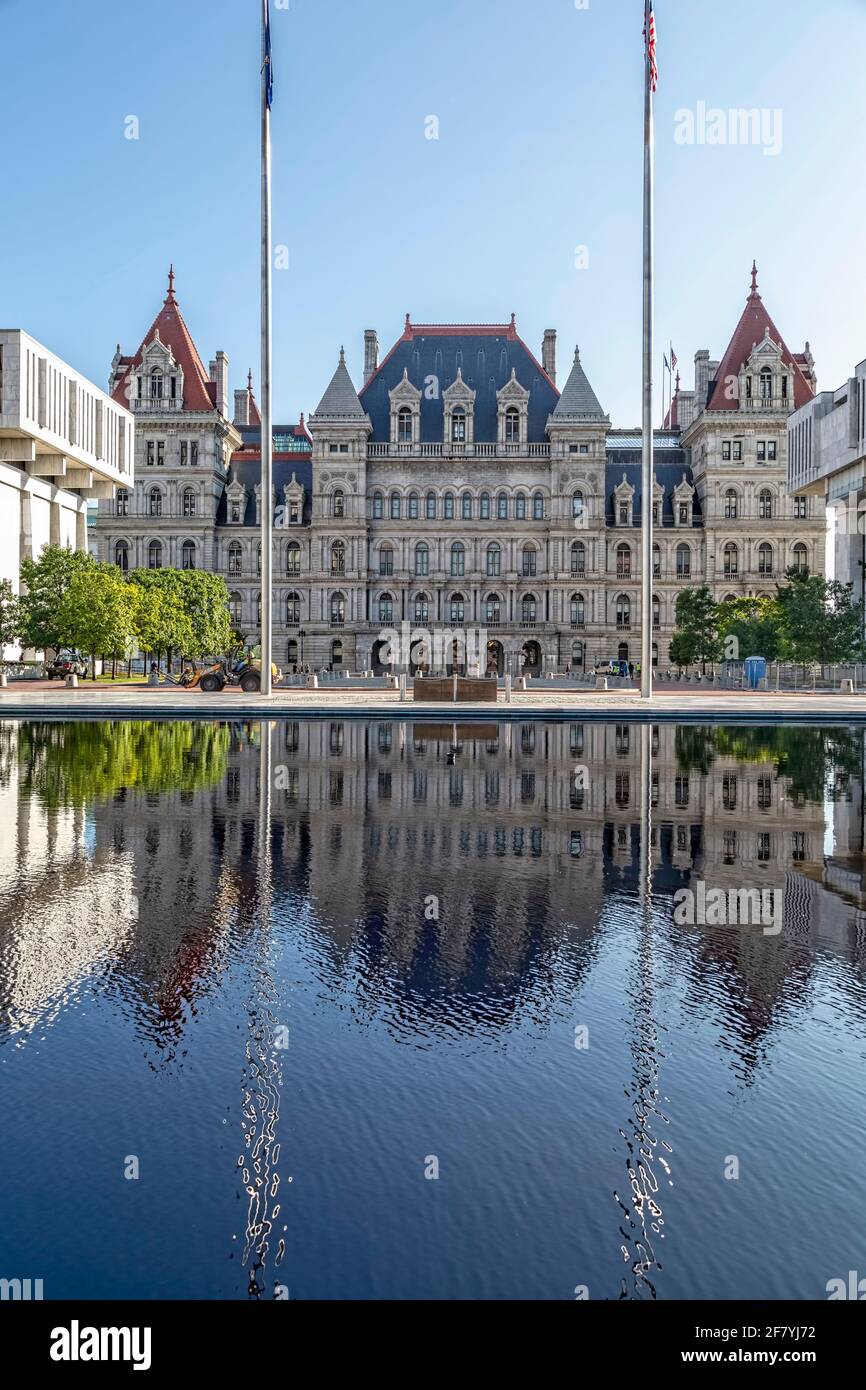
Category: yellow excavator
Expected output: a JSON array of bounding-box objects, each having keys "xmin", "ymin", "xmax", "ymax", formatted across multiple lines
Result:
[{"xmin": 182, "ymin": 647, "xmax": 281, "ymax": 693}]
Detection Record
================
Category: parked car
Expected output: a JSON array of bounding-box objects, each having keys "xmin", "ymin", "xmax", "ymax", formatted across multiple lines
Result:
[{"xmin": 45, "ymin": 649, "xmax": 87, "ymax": 680}]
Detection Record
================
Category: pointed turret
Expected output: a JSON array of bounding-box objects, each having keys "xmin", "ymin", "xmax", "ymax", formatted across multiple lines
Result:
[
  {"xmin": 552, "ymin": 346, "xmax": 606, "ymax": 418},
  {"xmin": 705, "ymin": 262, "xmax": 814, "ymax": 412},
  {"xmin": 110, "ymin": 266, "xmax": 216, "ymax": 412},
  {"xmin": 311, "ymin": 347, "xmax": 367, "ymax": 418}
]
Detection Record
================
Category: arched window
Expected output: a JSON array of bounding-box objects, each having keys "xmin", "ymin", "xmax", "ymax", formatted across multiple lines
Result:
[
  {"xmin": 182, "ymin": 488, "xmax": 196, "ymax": 518},
  {"xmin": 379, "ymin": 544, "xmax": 394, "ymax": 576},
  {"xmin": 497, "ymin": 492, "xmax": 508, "ymax": 520},
  {"xmin": 616, "ymin": 594, "xmax": 631, "ymax": 629},
  {"xmin": 571, "ymin": 641, "xmax": 584, "ymax": 669},
  {"xmin": 792, "ymin": 543, "xmax": 809, "ymax": 574},
  {"xmin": 331, "ymin": 540, "xmax": 346, "ymax": 575},
  {"xmin": 397, "ymin": 407, "xmax": 413, "ymax": 443},
  {"xmin": 480, "ymin": 492, "xmax": 491, "ymax": 520},
  {"xmin": 389, "ymin": 491, "xmax": 401, "ymax": 520},
  {"xmin": 378, "ymin": 593, "xmax": 394, "ymax": 623},
  {"xmin": 150, "ymin": 368, "xmax": 163, "ymax": 400},
  {"xmin": 414, "ymin": 593, "xmax": 429, "ymax": 623},
  {"xmin": 532, "ymin": 492, "xmax": 544, "ymax": 520},
  {"xmin": 149, "ymin": 488, "xmax": 162, "ymax": 517},
  {"xmin": 372, "ymin": 492, "xmax": 384, "ymax": 520},
  {"xmin": 487, "ymin": 542, "xmax": 501, "ymax": 578},
  {"xmin": 286, "ymin": 541, "xmax": 300, "ymax": 577},
  {"xmin": 571, "ymin": 541, "xmax": 586, "ymax": 575},
  {"xmin": 616, "ymin": 543, "xmax": 631, "ymax": 579},
  {"xmin": 330, "ymin": 592, "xmax": 346, "ymax": 624},
  {"xmin": 408, "ymin": 492, "xmax": 419, "ymax": 520},
  {"xmin": 228, "ymin": 541, "xmax": 242, "ymax": 575},
  {"xmin": 572, "ymin": 491, "xmax": 585, "ymax": 522},
  {"xmin": 724, "ymin": 488, "xmax": 738, "ymax": 520},
  {"xmin": 758, "ymin": 488, "xmax": 773, "ymax": 520},
  {"xmin": 521, "ymin": 544, "xmax": 537, "ymax": 578},
  {"xmin": 485, "ymin": 593, "xmax": 501, "ymax": 624},
  {"xmin": 760, "ymin": 367, "xmax": 773, "ymax": 400},
  {"xmin": 452, "ymin": 409, "xmax": 466, "ymax": 443},
  {"xmin": 521, "ymin": 594, "xmax": 537, "ymax": 624},
  {"xmin": 286, "ymin": 592, "xmax": 301, "ymax": 624},
  {"xmin": 181, "ymin": 539, "xmax": 196, "ymax": 570},
  {"xmin": 148, "ymin": 539, "xmax": 163, "ymax": 570},
  {"xmin": 450, "ymin": 542, "xmax": 465, "ymax": 577},
  {"xmin": 449, "ymin": 592, "xmax": 465, "ymax": 623},
  {"xmin": 332, "ymin": 489, "xmax": 345, "ymax": 518},
  {"xmin": 425, "ymin": 491, "xmax": 437, "ymax": 519},
  {"xmin": 114, "ymin": 540, "xmax": 129, "ymax": 572},
  {"xmin": 515, "ymin": 492, "xmax": 527, "ymax": 520},
  {"xmin": 229, "ymin": 592, "xmax": 242, "ymax": 626},
  {"xmin": 505, "ymin": 407, "xmax": 520, "ymax": 443},
  {"xmin": 444, "ymin": 492, "xmax": 455, "ymax": 520},
  {"xmin": 758, "ymin": 542, "xmax": 773, "ymax": 576},
  {"xmin": 652, "ymin": 543, "xmax": 661, "ymax": 576},
  {"xmin": 570, "ymin": 593, "xmax": 585, "ymax": 627},
  {"xmin": 287, "ymin": 639, "xmax": 298, "ymax": 666},
  {"xmin": 676, "ymin": 543, "xmax": 691, "ymax": 578},
  {"xmin": 331, "ymin": 640, "xmax": 344, "ymax": 666},
  {"xmin": 461, "ymin": 491, "xmax": 472, "ymax": 519},
  {"xmin": 723, "ymin": 542, "xmax": 738, "ymax": 576},
  {"xmin": 652, "ymin": 595, "xmax": 661, "ymax": 629},
  {"xmin": 116, "ymin": 488, "xmax": 129, "ymax": 517},
  {"xmin": 415, "ymin": 543, "xmax": 429, "ymax": 577}
]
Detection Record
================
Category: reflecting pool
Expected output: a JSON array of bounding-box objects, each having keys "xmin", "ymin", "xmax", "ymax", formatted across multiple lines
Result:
[{"xmin": 1, "ymin": 718, "xmax": 865, "ymax": 1300}]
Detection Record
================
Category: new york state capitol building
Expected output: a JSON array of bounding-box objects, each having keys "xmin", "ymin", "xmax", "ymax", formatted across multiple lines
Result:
[{"xmin": 95, "ymin": 265, "xmax": 825, "ymax": 674}]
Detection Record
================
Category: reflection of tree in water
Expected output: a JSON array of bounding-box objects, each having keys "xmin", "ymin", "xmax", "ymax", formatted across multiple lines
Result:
[
  {"xmin": 15, "ymin": 719, "xmax": 230, "ymax": 806},
  {"xmin": 675, "ymin": 724, "xmax": 863, "ymax": 802}
]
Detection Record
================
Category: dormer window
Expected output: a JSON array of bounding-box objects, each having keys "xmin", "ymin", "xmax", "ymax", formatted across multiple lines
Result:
[
  {"xmin": 781, "ymin": 376, "xmax": 788, "ymax": 401},
  {"xmin": 397, "ymin": 408, "xmax": 412, "ymax": 443},
  {"xmin": 451, "ymin": 409, "xmax": 466, "ymax": 443},
  {"xmin": 231, "ymin": 502, "xmax": 241, "ymax": 523},
  {"xmin": 150, "ymin": 369, "xmax": 163, "ymax": 400},
  {"xmin": 505, "ymin": 408, "xmax": 520, "ymax": 443},
  {"xmin": 618, "ymin": 503, "xmax": 629, "ymax": 525},
  {"xmin": 760, "ymin": 367, "xmax": 773, "ymax": 401},
  {"xmin": 333, "ymin": 489, "xmax": 345, "ymax": 518}
]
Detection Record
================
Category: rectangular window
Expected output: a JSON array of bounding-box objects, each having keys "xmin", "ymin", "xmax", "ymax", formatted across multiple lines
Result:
[
  {"xmin": 732, "ymin": 441, "xmax": 742, "ymax": 461},
  {"xmin": 756, "ymin": 441, "xmax": 766, "ymax": 461},
  {"xmin": 157, "ymin": 440, "xmax": 165, "ymax": 466},
  {"xmin": 191, "ymin": 441, "xmax": 199, "ymax": 465},
  {"xmin": 180, "ymin": 441, "xmax": 188, "ymax": 465},
  {"xmin": 722, "ymin": 441, "xmax": 731, "ymax": 461},
  {"xmin": 794, "ymin": 495, "xmax": 807, "ymax": 519},
  {"xmin": 146, "ymin": 441, "xmax": 155, "ymax": 466},
  {"xmin": 767, "ymin": 440, "xmax": 776, "ymax": 460}
]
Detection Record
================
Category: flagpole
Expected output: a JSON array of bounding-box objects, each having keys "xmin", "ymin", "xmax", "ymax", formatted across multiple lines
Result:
[
  {"xmin": 640, "ymin": 0, "xmax": 655, "ymax": 700},
  {"xmin": 260, "ymin": 0, "xmax": 273, "ymax": 697}
]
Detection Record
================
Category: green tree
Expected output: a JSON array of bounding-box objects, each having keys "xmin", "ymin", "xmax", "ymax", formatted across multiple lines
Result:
[
  {"xmin": 176, "ymin": 569, "xmax": 234, "ymax": 658},
  {"xmin": 0, "ymin": 579, "xmax": 22, "ymax": 658},
  {"xmin": 776, "ymin": 569, "xmax": 866, "ymax": 665},
  {"xmin": 19, "ymin": 544, "xmax": 96, "ymax": 654},
  {"xmin": 715, "ymin": 594, "xmax": 783, "ymax": 662},
  {"xmin": 670, "ymin": 586, "xmax": 722, "ymax": 669},
  {"xmin": 127, "ymin": 569, "xmax": 193, "ymax": 667},
  {"xmin": 55, "ymin": 564, "xmax": 136, "ymax": 678}
]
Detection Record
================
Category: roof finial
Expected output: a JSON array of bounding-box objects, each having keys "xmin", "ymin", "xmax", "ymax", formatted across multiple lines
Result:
[
  {"xmin": 247, "ymin": 368, "xmax": 254, "ymax": 393},
  {"xmin": 675, "ymin": 370, "xmax": 680, "ymax": 392},
  {"xmin": 750, "ymin": 259, "xmax": 759, "ymax": 296},
  {"xmin": 339, "ymin": 345, "xmax": 346, "ymax": 363},
  {"xmin": 510, "ymin": 312, "xmax": 516, "ymax": 330},
  {"xmin": 166, "ymin": 263, "xmax": 176, "ymax": 301},
  {"xmin": 404, "ymin": 312, "xmax": 411, "ymax": 333},
  {"xmin": 574, "ymin": 344, "xmax": 580, "ymax": 363}
]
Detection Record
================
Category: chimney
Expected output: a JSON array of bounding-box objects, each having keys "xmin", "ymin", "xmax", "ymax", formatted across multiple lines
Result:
[
  {"xmin": 694, "ymin": 349, "xmax": 710, "ymax": 407},
  {"xmin": 542, "ymin": 329, "xmax": 556, "ymax": 384},
  {"xmin": 364, "ymin": 329, "xmax": 379, "ymax": 383},
  {"xmin": 234, "ymin": 388, "xmax": 250, "ymax": 427},
  {"xmin": 210, "ymin": 351, "xmax": 230, "ymax": 418}
]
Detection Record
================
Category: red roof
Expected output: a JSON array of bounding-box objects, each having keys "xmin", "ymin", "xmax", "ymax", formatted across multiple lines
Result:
[
  {"xmin": 111, "ymin": 269, "xmax": 216, "ymax": 412},
  {"xmin": 706, "ymin": 264, "xmax": 813, "ymax": 412}
]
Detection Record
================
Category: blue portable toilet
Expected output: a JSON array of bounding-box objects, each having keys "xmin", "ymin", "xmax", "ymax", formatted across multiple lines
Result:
[{"xmin": 744, "ymin": 655, "xmax": 767, "ymax": 690}]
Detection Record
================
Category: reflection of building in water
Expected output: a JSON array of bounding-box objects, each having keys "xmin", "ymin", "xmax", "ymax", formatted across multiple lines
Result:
[
  {"xmin": 5, "ymin": 718, "xmax": 862, "ymax": 1050},
  {"xmin": 0, "ymin": 733, "xmax": 138, "ymax": 1034}
]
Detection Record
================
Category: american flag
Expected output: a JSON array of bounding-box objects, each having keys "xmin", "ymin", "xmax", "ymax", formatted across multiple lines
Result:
[
  {"xmin": 670, "ymin": 346, "xmax": 678, "ymax": 370},
  {"xmin": 263, "ymin": 0, "xmax": 274, "ymax": 110},
  {"xmin": 644, "ymin": 4, "xmax": 658, "ymax": 94}
]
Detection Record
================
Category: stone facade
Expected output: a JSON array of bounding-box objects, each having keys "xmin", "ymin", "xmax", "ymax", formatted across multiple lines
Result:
[{"xmin": 93, "ymin": 268, "xmax": 826, "ymax": 673}]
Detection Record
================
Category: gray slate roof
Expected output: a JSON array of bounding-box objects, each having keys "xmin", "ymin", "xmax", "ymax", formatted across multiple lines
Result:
[
  {"xmin": 552, "ymin": 347, "xmax": 606, "ymax": 418},
  {"xmin": 312, "ymin": 348, "xmax": 367, "ymax": 418}
]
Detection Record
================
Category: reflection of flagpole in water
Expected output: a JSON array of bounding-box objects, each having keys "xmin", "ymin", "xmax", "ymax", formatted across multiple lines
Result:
[
  {"xmin": 615, "ymin": 720, "xmax": 671, "ymax": 1299},
  {"xmin": 239, "ymin": 719, "xmax": 286, "ymax": 1298}
]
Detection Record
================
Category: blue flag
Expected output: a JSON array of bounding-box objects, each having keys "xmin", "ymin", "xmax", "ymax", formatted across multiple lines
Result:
[{"xmin": 263, "ymin": 0, "xmax": 273, "ymax": 110}]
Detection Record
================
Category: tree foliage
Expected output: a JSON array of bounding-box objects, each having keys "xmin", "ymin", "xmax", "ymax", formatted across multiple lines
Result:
[
  {"xmin": 19, "ymin": 545, "xmax": 96, "ymax": 653},
  {"xmin": 775, "ymin": 569, "xmax": 866, "ymax": 665},
  {"xmin": 671, "ymin": 586, "xmax": 722, "ymax": 668},
  {"xmin": 56, "ymin": 565, "xmax": 137, "ymax": 677},
  {"xmin": 0, "ymin": 579, "xmax": 22, "ymax": 655}
]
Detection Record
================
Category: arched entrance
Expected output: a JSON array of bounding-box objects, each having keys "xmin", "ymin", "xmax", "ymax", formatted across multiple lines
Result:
[
  {"xmin": 445, "ymin": 640, "xmax": 466, "ymax": 676},
  {"xmin": 371, "ymin": 638, "xmax": 393, "ymax": 674},
  {"xmin": 486, "ymin": 640, "xmax": 504, "ymax": 677},
  {"xmin": 618, "ymin": 642, "xmax": 629, "ymax": 664},
  {"xmin": 409, "ymin": 634, "xmax": 431, "ymax": 676},
  {"xmin": 571, "ymin": 640, "xmax": 584, "ymax": 672},
  {"xmin": 521, "ymin": 640, "xmax": 542, "ymax": 677}
]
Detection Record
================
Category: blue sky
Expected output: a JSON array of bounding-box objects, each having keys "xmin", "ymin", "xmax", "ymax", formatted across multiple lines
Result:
[{"xmin": 2, "ymin": 0, "xmax": 864, "ymax": 425}]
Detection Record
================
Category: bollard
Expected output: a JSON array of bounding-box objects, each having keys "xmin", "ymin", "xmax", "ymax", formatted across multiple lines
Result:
[
  {"xmin": 595, "ymin": 675, "xmax": 608, "ymax": 691},
  {"xmin": 841, "ymin": 678, "xmax": 855, "ymax": 694},
  {"xmin": 399, "ymin": 673, "xmax": 407, "ymax": 702},
  {"xmin": 0, "ymin": 672, "xmax": 7, "ymax": 689},
  {"xmin": 505, "ymin": 675, "xmax": 512, "ymax": 704},
  {"xmin": 66, "ymin": 674, "xmax": 79, "ymax": 689},
  {"xmin": 308, "ymin": 674, "xmax": 318, "ymax": 689}
]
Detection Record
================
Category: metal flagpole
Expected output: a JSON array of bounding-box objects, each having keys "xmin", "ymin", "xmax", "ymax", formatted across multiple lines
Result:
[
  {"xmin": 640, "ymin": 0, "xmax": 655, "ymax": 701},
  {"xmin": 260, "ymin": 0, "xmax": 273, "ymax": 697}
]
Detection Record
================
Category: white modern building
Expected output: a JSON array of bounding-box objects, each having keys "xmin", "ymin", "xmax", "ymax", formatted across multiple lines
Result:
[
  {"xmin": 788, "ymin": 356, "xmax": 866, "ymax": 602},
  {"xmin": 0, "ymin": 328, "xmax": 134, "ymax": 654}
]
